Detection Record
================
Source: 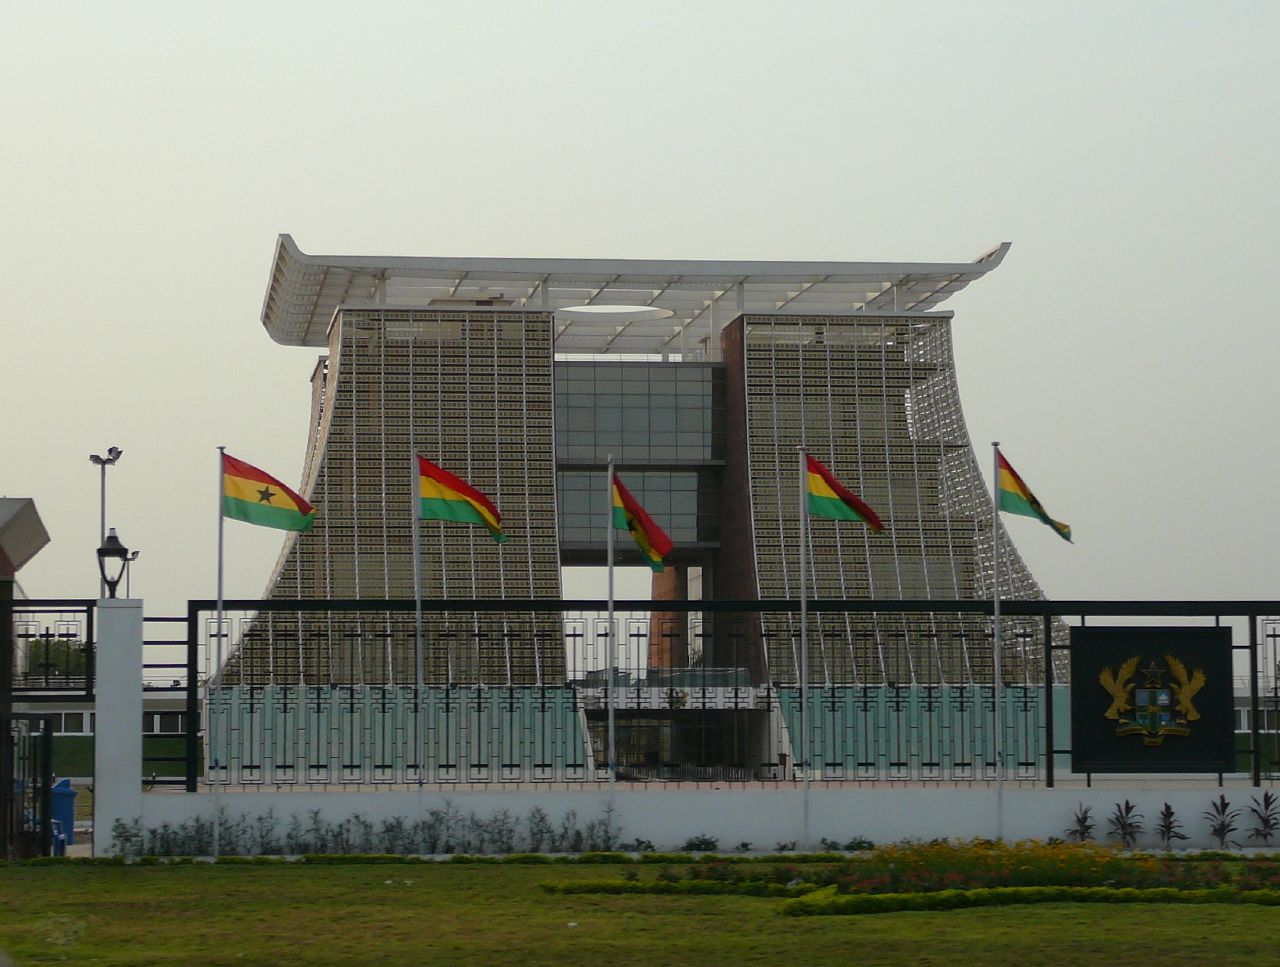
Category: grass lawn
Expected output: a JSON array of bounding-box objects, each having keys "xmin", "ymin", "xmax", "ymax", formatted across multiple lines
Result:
[
  {"xmin": 69, "ymin": 784, "xmax": 92, "ymax": 824},
  {"xmin": 2, "ymin": 863, "xmax": 1280, "ymax": 966}
]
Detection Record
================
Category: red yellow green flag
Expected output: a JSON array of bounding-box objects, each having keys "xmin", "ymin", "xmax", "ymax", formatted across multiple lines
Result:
[
  {"xmin": 997, "ymin": 450, "xmax": 1071, "ymax": 542},
  {"xmin": 418, "ymin": 456, "xmax": 506, "ymax": 543},
  {"xmin": 805, "ymin": 455, "xmax": 883, "ymax": 531},
  {"xmin": 222, "ymin": 454, "xmax": 316, "ymax": 532},
  {"xmin": 612, "ymin": 474, "xmax": 673, "ymax": 572}
]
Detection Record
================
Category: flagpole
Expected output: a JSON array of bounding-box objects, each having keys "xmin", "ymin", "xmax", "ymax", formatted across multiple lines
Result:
[
  {"xmin": 991, "ymin": 441, "xmax": 1004, "ymax": 841},
  {"xmin": 213, "ymin": 445, "xmax": 225, "ymax": 859},
  {"xmin": 407, "ymin": 337, "xmax": 426, "ymax": 806},
  {"xmin": 797, "ymin": 445, "xmax": 810, "ymax": 849},
  {"xmin": 410, "ymin": 456, "xmax": 424, "ymax": 686},
  {"xmin": 606, "ymin": 454, "xmax": 616, "ymax": 795},
  {"xmin": 411, "ymin": 454, "xmax": 424, "ymax": 788}
]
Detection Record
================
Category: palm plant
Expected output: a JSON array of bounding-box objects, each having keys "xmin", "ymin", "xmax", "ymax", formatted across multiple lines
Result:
[
  {"xmin": 1107, "ymin": 800, "xmax": 1144, "ymax": 849},
  {"xmin": 1065, "ymin": 803, "xmax": 1095, "ymax": 843},
  {"xmin": 1155, "ymin": 802, "xmax": 1188, "ymax": 850},
  {"xmin": 1204, "ymin": 794, "xmax": 1241, "ymax": 849},
  {"xmin": 1248, "ymin": 791, "xmax": 1280, "ymax": 846}
]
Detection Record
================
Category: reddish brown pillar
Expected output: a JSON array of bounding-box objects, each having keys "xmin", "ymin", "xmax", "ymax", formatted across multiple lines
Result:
[
  {"xmin": 717, "ymin": 317, "xmax": 767, "ymax": 683},
  {"xmin": 648, "ymin": 566, "xmax": 688, "ymax": 670}
]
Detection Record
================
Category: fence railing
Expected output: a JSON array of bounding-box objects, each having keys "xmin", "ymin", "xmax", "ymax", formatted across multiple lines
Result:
[
  {"xmin": 142, "ymin": 615, "xmax": 192, "ymax": 786},
  {"xmin": 0, "ymin": 713, "xmax": 54, "ymax": 860},
  {"xmin": 6, "ymin": 598, "xmax": 1277, "ymax": 792},
  {"xmin": 7, "ymin": 600, "xmax": 95, "ymax": 700},
  {"xmin": 178, "ymin": 598, "xmax": 1280, "ymax": 791}
]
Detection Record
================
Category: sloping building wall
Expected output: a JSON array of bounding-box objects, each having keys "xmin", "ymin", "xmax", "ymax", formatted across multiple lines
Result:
[
  {"xmin": 223, "ymin": 308, "xmax": 564, "ymax": 687},
  {"xmin": 722, "ymin": 313, "xmax": 1049, "ymax": 686}
]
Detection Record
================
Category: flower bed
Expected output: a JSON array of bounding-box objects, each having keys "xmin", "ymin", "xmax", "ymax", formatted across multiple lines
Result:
[
  {"xmin": 782, "ymin": 884, "xmax": 1280, "ymax": 917},
  {"xmin": 680, "ymin": 840, "xmax": 1280, "ymax": 893},
  {"xmin": 543, "ymin": 841, "xmax": 1280, "ymax": 912}
]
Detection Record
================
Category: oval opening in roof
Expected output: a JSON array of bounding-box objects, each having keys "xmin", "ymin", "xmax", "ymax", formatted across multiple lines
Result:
[{"xmin": 556, "ymin": 305, "xmax": 675, "ymax": 323}]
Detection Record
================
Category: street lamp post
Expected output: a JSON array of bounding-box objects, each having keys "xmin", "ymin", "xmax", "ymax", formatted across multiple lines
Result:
[
  {"xmin": 96, "ymin": 529, "xmax": 129, "ymax": 600},
  {"xmin": 89, "ymin": 446, "xmax": 123, "ymax": 597}
]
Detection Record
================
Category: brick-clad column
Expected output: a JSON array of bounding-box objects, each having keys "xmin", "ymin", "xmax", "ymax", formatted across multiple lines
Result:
[{"xmin": 648, "ymin": 567, "xmax": 688, "ymax": 669}]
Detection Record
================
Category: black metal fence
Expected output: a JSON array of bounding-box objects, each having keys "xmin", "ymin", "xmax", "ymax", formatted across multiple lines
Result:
[
  {"xmin": 8, "ymin": 600, "xmax": 95, "ymax": 701},
  {"xmin": 2, "ymin": 602, "xmax": 194, "ymax": 784},
  {"xmin": 0, "ymin": 713, "xmax": 54, "ymax": 859},
  {"xmin": 5, "ymin": 598, "xmax": 1278, "ymax": 793},
  {"xmin": 181, "ymin": 597, "xmax": 1280, "ymax": 791}
]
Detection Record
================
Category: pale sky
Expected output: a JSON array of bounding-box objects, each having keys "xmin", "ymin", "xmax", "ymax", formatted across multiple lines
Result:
[{"xmin": 3, "ymin": 1, "xmax": 1277, "ymax": 617}]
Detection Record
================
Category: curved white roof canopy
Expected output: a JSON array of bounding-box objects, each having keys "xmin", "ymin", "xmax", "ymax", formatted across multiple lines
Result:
[
  {"xmin": 0, "ymin": 498, "xmax": 49, "ymax": 578},
  {"xmin": 261, "ymin": 235, "xmax": 1010, "ymax": 353}
]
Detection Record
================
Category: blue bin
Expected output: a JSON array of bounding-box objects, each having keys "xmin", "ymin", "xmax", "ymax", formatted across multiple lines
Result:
[
  {"xmin": 50, "ymin": 779, "xmax": 76, "ymax": 846},
  {"xmin": 51, "ymin": 820, "xmax": 66, "ymax": 856}
]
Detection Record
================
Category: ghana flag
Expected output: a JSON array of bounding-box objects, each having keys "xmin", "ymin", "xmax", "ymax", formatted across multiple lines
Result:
[
  {"xmin": 997, "ymin": 450, "xmax": 1071, "ymax": 542},
  {"xmin": 805, "ymin": 454, "xmax": 883, "ymax": 531},
  {"xmin": 222, "ymin": 454, "xmax": 316, "ymax": 532},
  {"xmin": 612, "ymin": 474, "xmax": 673, "ymax": 572},
  {"xmin": 418, "ymin": 456, "xmax": 506, "ymax": 543}
]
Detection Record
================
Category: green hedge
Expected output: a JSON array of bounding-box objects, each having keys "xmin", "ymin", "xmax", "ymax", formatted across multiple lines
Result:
[
  {"xmin": 782, "ymin": 884, "xmax": 1280, "ymax": 916},
  {"xmin": 141, "ymin": 736, "xmax": 195, "ymax": 778},
  {"xmin": 51, "ymin": 736, "xmax": 196, "ymax": 779},
  {"xmin": 51, "ymin": 737, "xmax": 94, "ymax": 777},
  {"xmin": 546, "ymin": 879, "xmax": 819, "ymax": 898}
]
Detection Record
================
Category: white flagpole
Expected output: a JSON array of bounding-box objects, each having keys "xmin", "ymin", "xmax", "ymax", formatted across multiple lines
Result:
[
  {"xmin": 991, "ymin": 442, "xmax": 1004, "ymax": 841},
  {"xmin": 411, "ymin": 454, "xmax": 424, "ymax": 790},
  {"xmin": 798, "ymin": 446, "xmax": 810, "ymax": 849},
  {"xmin": 606, "ymin": 455, "xmax": 616, "ymax": 793},
  {"xmin": 408, "ymin": 333, "xmax": 425, "ymax": 798},
  {"xmin": 411, "ymin": 456, "xmax": 424, "ymax": 689},
  {"xmin": 213, "ymin": 445, "xmax": 225, "ymax": 858}
]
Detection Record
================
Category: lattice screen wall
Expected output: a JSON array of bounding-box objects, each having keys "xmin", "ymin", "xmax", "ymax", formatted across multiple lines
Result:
[
  {"xmin": 739, "ymin": 313, "xmax": 1053, "ymax": 686},
  {"xmin": 224, "ymin": 308, "xmax": 564, "ymax": 687}
]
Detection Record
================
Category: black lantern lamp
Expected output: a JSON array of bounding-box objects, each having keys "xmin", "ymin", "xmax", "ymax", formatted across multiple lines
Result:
[{"xmin": 97, "ymin": 528, "xmax": 129, "ymax": 599}]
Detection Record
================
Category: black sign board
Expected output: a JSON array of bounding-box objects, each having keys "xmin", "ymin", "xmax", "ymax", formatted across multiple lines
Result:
[{"xmin": 1070, "ymin": 626, "xmax": 1234, "ymax": 774}]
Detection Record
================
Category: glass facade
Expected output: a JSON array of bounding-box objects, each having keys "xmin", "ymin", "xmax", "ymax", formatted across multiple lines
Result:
[
  {"xmin": 554, "ymin": 362, "xmax": 724, "ymax": 463},
  {"xmin": 554, "ymin": 361, "xmax": 724, "ymax": 547},
  {"xmin": 558, "ymin": 470, "xmax": 715, "ymax": 544}
]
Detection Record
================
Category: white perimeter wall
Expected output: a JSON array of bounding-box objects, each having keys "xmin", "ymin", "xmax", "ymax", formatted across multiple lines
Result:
[
  {"xmin": 97, "ymin": 599, "xmax": 1274, "ymax": 855},
  {"xmin": 133, "ymin": 782, "xmax": 1268, "ymax": 854}
]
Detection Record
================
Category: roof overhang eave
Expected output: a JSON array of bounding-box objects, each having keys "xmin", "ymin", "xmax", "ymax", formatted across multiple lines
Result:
[{"xmin": 260, "ymin": 236, "xmax": 1010, "ymax": 348}]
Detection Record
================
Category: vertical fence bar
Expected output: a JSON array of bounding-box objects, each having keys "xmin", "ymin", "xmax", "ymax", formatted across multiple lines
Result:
[
  {"xmin": 0, "ymin": 594, "xmax": 11, "ymax": 714},
  {"xmin": 0, "ymin": 594, "xmax": 10, "ymax": 861},
  {"xmin": 84, "ymin": 606, "xmax": 96, "ymax": 703},
  {"xmin": 185, "ymin": 601, "xmax": 201, "ymax": 792},
  {"xmin": 0, "ymin": 717, "xmax": 10, "ymax": 858},
  {"xmin": 1042, "ymin": 612, "xmax": 1054, "ymax": 788},
  {"xmin": 38, "ymin": 719, "xmax": 53, "ymax": 857},
  {"xmin": 1250, "ymin": 612, "xmax": 1261, "ymax": 787}
]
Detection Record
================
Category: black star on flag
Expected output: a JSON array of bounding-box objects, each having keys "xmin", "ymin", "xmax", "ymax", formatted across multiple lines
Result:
[{"xmin": 223, "ymin": 453, "xmax": 316, "ymax": 532}]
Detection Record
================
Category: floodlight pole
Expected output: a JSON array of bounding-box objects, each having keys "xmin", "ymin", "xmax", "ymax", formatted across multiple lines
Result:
[
  {"xmin": 98, "ymin": 465, "xmax": 105, "ymax": 549},
  {"xmin": 89, "ymin": 447, "xmax": 123, "ymax": 597}
]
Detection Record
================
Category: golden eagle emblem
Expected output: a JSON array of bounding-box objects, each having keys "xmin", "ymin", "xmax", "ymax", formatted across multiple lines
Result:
[
  {"xmin": 1165, "ymin": 653, "xmax": 1205, "ymax": 721},
  {"xmin": 1098, "ymin": 656, "xmax": 1140, "ymax": 720}
]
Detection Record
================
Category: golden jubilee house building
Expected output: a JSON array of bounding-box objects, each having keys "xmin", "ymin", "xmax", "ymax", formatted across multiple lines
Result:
[{"xmin": 209, "ymin": 235, "xmax": 1053, "ymax": 784}]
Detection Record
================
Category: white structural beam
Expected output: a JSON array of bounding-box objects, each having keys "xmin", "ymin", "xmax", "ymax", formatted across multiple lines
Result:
[{"xmin": 261, "ymin": 235, "xmax": 1011, "ymax": 351}]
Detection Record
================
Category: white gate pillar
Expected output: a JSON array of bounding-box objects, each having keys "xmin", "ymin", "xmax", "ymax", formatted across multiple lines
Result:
[{"xmin": 93, "ymin": 598, "xmax": 143, "ymax": 856}]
